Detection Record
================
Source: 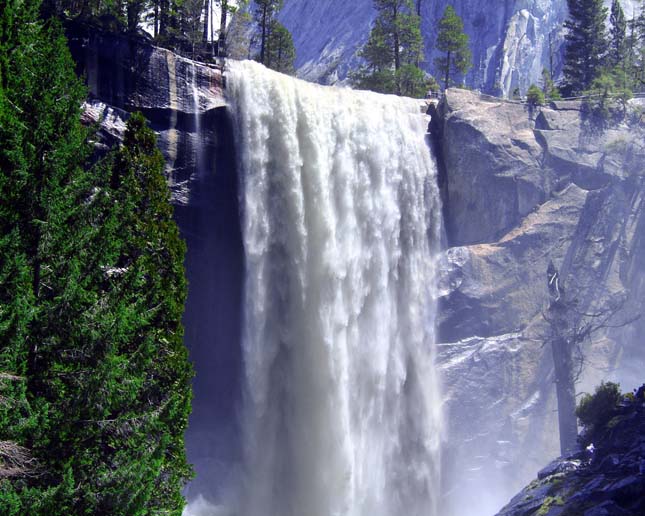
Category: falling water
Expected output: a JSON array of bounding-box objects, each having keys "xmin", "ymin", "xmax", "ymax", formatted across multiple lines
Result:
[
  {"xmin": 191, "ymin": 62, "xmax": 202, "ymax": 173},
  {"xmin": 225, "ymin": 60, "xmax": 443, "ymax": 516}
]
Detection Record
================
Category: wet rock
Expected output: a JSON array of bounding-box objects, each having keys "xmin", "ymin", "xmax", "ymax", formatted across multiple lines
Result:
[{"xmin": 495, "ymin": 396, "xmax": 645, "ymax": 516}]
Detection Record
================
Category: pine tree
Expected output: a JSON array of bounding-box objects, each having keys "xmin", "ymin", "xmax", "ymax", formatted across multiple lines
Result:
[
  {"xmin": 609, "ymin": 0, "xmax": 627, "ymax": 68},
  {"xmin": 0, "ymin": 2, "xmax": 192, "ymax": 512},
  {"xmin": 563, "ymin": 0, "xmax": 608, "ymax": 95},
  {"xmin": 265, "ymin": 19, "xmax": 295, "ymax": 74},
  {"xmin": 103, "ymin": 113, "xmax": 192, "ymax": 513},
  {"xmin": 434, "ymin": 5, "xmax": 472, "ymax": 91},
  {"xmin": 352, "ymin": 0, "xmax": 426, "ymax": 97},
  {"xmin": 254, "ymin": 0, "xmax": 282, "ymax": 65}
]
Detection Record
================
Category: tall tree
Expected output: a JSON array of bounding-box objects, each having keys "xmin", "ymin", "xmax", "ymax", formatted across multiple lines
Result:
[
  {"xmin": 609, "ymin": 0, "xmax": 627, "ymax": 68},
  {"xmin": 218, "ymin": 0, "xmax": 231, "ymax": 56},
  {"xmin": 434, "ymin": 5, "xmax": 471, "ymax": 91},
  {"xmin": 352, "ymin": 0, "xmax": 426, "ymax": 97},
  {"xmin": 254, "ymin": 0, "xmax": 282, "ymax": 65},
  {"xmin": 0, "ymin": 2, "xmax": 192, "ymax": 512},
  {"xmin": 544, "ymin": 262, "xmax": 636, "ymax": 455},
  {"xmin": 563, "ymin": 0, "xmax": 608, "ymax": 94},
  {"xmin": 265, "ymin": 18, "xmax": 295, "ymax": 74}
]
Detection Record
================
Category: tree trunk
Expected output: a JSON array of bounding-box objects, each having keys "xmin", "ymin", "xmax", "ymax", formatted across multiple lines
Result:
[
  {"xmin": 444, "ymin": 51, "xmax": 451, "ymax": 91},
  {"xmin": 547, "ymin": 275, "xmax": 579, "ymax": 456},
  {"xmin": 203, "ymin": 0, "xmax": 210, "ymax": 43},
  {"xmin": 159, "ymin": 0, "xmax": 168, "ymax": 37},
  {"xmin": 218, "ymin": 0, "xmax": 228, "ymax": 57},
  {"xmin": 393, "ymin": 4, "xmax": 400, "ymax": 71},
  {"xmin": 260, "ymin": 6, "xmax": 267, "ymax": 64},
  {"xmin": 551, "ymin": 332, "xmax": 579, "ymax": 455},
  {"xmin": 154, "ymin": 0, "xmax": 159, "ymax": 37}
]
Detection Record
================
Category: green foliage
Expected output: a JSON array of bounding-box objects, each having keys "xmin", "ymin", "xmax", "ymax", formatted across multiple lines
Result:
[
  {"xmin": 563, "ymin": 0, "xmax": 608, "ymax": 95},
  {"xmin": 582, "ymin": 71, "xmax": 632, "ymax": 126},
  {"xmin": 396, "ymin": 63, "xmax": 427, "ymax": 97},
  {"xmin": 264, "ymin": 19, "xmax": 296, "ymax": 74},
  {"xmin": 0, "ymin": 3, "xmax": 191, "ymax": 513},
  {"xmin": 434, "ymin": 5, "xmax": 472, "ymax": 91},
  {"xmin": 527, "ymin": 84, "xmax": 546, "ymax": 106},
  {"xmin": 609, "ymin": 0, "xmax": 627, "ymax": 68},
  {"xmin": 536, "ymin": 496, "xmax": 565, "ymax": 516},
  {"xmin": 351, "ymin": 0, "xmax": 426, "ymax": 97},
  {"xmin": 542, "ymin": 68, "xmax": 562, "ymax": 100},
  {"xmin": 253, "ymin": 0, "xmax": 283, "ymax": 65},
  {"xmin": 576, "ymin": 381, "xmax": 622, "ymax": 432}
]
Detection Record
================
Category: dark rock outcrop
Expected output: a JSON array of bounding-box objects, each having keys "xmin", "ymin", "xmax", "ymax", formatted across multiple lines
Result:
[
  {"xmin": 67, "ymin": 21, "xmax": 226, "ymax": 205},
  {"xmin": 496, "ymin": 391, "xmax": 645, "ymax": 516}
]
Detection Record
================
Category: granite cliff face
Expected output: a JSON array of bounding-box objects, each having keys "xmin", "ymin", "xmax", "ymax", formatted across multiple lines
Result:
[
  {"xmin": 69, "ymin": 30, "xmax": 645, "ymax": 515},
  {"xmin": 431, "ymin": 89, "xmax": 645, "ymax": 515},
  {"xmin": 279, "ymin": 0, "xmax": 637, "ymax": 95}
]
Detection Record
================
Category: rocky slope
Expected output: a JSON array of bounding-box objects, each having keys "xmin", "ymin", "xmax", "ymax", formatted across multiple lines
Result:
[
  {"xmin": 279, "ymin": 0, "xmax": 638, "ymax": 96},
  {"xmin": 496, "ymin": 388, "xmax": 645, "ymax": 516},
  {"xmin": 68, "ymin": 29, "xmax": 645, "ymax": 515},
  {"xmin": 431, "ymin": 88, "xmax": 645, "ymax": 515}
]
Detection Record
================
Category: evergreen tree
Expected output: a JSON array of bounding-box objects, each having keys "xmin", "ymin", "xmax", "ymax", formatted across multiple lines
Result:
[
  {"xmin": 609, "ymin": 0, "xmax": 627, "ymax": 67},
  {"xmin": 265, "ymin": 18, "xmax": 295, "ymax": 74},
  {"xmin": 103, "ymin": 113, "xmax": 192, "ymax": 513},
  {"xmin": 351, "ymin": 19, "xmax": 396, "ymax": 94},
  {"xmin": 434, "ymin": 5, "xmax": 472, "ymax": 91},
  {"xmin": 0, "ymin": 2, "xmax": 192, "ymax": 512},
  {"xmin": 542, "ymin": 67, "xmax": 562, "ymax": 99},
  {"xmin": 253, "ymin": 0, "xmax": 282, "ymax": 65},
  {"xmin": 563, "ymin": 0, "xmax": 608, "ymax": 95},
  {"xmin": 352, "ymin": 0, "xmax": 426, "ymax": 97}
]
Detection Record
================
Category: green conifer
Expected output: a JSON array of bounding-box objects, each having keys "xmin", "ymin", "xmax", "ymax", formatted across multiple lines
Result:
[
  {"xmin": 563, "ymin": 0, "xmax": 608, "ymax": 95},
  {"xmin": 265, "ymin": 19, "xmax": 296, "ymax": 74},
  {"xmin": 352, "ymin": 0, "xmax": 426, "ymax": 97},
  {"xmin": 434, "ymin": 5, "xmax": 472, "ymax": 91}
]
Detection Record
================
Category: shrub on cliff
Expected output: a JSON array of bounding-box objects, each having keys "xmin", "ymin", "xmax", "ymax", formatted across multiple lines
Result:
[
  {"xmin": 576, "ymin": 381, "xmax": 622, "ymax": 433},
  {"xmin": 527, "ymin": 84, "xmax": 546, "ymax": 106}
]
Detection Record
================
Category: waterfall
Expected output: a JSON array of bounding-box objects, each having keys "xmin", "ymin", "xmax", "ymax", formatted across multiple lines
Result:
[
  {"xmin": 191, "ymin": 63, "xmax": 202, "ymax": 175},
  {"xmin": 224, "ymin": 60, "xmax": 443, "ymax": 516}
]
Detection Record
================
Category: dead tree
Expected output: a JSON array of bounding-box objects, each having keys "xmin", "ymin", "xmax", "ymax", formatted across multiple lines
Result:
[{"xmin": 544, "ymin": 261, "xmax": 638, "ymax": 455}]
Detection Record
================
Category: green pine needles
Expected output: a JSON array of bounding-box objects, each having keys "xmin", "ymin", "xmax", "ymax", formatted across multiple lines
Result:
[
  {"xmin": 0, "ymin": 1, "xmax": 192, "ymax": 514},
  {"xmin": 351, "ymin": 0, "xmax": 427, "ymax": 97},
  {"xmin": 434, "ymin": 5, "xmax": 472, "ymax": 91}
]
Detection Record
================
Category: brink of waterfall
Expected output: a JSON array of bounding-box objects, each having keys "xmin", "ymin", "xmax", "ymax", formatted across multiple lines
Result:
[{"xmin": 189, "ymin": 59, "xmax": 444, "ymax": 516}]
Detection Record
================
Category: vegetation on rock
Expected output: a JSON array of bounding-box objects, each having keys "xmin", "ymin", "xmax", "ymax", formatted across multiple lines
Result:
[
  {"xmin": 434, "ymin": 5, "xmax": 472, "ymax": 91},
  {"xmin": 351, "ymin": 0, "xmax": 428, "ymax": 97},
  {"xmin": 526, "ymin": 84, "xmax": 546, "ymax": 106},
  {"xmin": 576, "ymin": 381, "xmax": 622, "ymax": 434}
]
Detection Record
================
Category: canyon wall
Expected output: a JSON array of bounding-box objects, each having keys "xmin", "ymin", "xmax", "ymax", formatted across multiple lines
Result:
[{"xmin": 68, "ymin": 29, "xmax": 645, "ymax": 515}]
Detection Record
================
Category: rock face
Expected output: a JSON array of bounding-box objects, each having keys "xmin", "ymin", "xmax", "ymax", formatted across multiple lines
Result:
[
  {"xmin": 278, "ymin": 0, "xmax": 566, "ymax": 95},
  {"xmin": 68, "ymin": 25, "xmax": 245, "ymax": 502},
  {"xmin": 279, "ymin": 0, "xmax": 637, "ymax": 96},
  {"xmin": 69, "ymin": 28, "xmax": 645, "ymax": 516},
  {"xmin": 67, "ymin": 21, "xmax": 226, "ymax": 205},
  {"xmin": 431, "ymin": 89, "xmax": 645, "ymax": 515},
  {"xmin": 495, "ymin": 390, "xmax": 645, "ymax": 516}
]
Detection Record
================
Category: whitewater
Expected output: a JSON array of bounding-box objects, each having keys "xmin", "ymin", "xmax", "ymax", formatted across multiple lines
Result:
[{"xmin": 186, "ymin": 59, "xmax": 443, "ymax": 516}]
